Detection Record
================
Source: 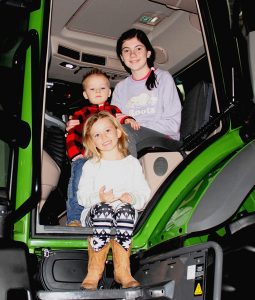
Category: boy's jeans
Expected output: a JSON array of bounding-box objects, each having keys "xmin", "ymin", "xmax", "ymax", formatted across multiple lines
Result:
[{"xmin": 66, "ymin": 157, "xmax": 86, "ymax": 224}]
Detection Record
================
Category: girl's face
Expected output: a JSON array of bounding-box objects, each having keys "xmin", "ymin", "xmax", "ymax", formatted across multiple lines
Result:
[
  {"xmin": 90, "ymin": 117, "xmax": 121, "ymax": 154},
  {"xmin": 120, "ymin": 37, "xmax": 151, "ymax": 73},
  {"xmin": 83, "ymin": 74, "xmax": 111, "ymax": 105}
]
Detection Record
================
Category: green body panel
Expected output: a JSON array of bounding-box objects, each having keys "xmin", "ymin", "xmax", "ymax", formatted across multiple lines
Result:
[
  {"xmin": 14, "ymin": 1, "xmax": 45, "ymax": 244},
  {"xmin": 28, "ymin": 239, "xmax": 88, "ymax": 254},
  {"xmin": 134, "ymin": 129, "xmax": 244, "ymax": 250},
  {"xmin": 239, "ymin": 190, "xmax": 255, "ymax": 213}
]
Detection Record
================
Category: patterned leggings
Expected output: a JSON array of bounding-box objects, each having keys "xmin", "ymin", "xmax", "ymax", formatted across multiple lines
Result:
[{"xmin": 86, "ymin": 202, "xmax": 136, "ymax": 252}]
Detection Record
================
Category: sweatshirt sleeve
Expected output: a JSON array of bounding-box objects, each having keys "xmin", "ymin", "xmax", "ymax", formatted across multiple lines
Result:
[
  {"xmin": 77, "ymin": 161, "xmax": 100, "ymax": 208},
  {"xmin": 129, "ymin": 159, "xmax": 151, "ymax": 211}
]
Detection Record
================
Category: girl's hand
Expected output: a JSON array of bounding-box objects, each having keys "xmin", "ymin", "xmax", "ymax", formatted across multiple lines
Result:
[
  {"xmin": 124, "ymin": 118, "xmax": 140, "ymax": 130},
  {"xmin": 119, "ymin": 192, "xmax": 133, "ymax": 204},
  {"xmin": 99, "ymin": 186, "xmax": 116, "ymax": 203},
  {"xmin": 66, "ymin": 118, "xmax": 80, "ymax": 132}
]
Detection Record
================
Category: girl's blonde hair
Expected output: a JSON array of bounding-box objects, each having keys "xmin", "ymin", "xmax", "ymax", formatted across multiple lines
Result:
[{"xmin": 82, "ymin": 111, "xmax": 128, "ymax": 160}]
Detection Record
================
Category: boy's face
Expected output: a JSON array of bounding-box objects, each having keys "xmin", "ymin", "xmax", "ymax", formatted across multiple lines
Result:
[{"xmin": 83, "ymin": 74, "xmax": 111, "ymax": 105}]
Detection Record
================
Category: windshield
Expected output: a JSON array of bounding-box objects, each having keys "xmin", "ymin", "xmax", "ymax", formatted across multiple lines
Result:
[{"xmin": 0, "ymin": 5, "xmax": 29, "ymax": 199}]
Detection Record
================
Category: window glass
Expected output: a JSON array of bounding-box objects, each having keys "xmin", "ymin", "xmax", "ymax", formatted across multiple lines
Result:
[{"xmin": 0, "ymin": 5, "xmax": 29, "ymax": 192}]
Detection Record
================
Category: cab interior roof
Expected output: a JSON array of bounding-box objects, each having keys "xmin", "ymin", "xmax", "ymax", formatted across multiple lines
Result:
[{"xmin": 48, "ymin": 0, "xmax": 204, "ymax": 86}]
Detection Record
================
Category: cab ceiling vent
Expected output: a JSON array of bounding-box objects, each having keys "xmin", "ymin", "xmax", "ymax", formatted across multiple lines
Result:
[
  {"xmin": 82, "ymin": 53, "xmax": 106, "ymax": 66},
  {"xmin": 58, "ymin": 45, "xmax": 80, "ymax": 60}
]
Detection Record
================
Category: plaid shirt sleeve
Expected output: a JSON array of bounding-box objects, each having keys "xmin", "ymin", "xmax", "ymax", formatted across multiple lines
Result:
[{"xmin": 66, "ymin": 106, "xmax": 97, "ymax": 160}]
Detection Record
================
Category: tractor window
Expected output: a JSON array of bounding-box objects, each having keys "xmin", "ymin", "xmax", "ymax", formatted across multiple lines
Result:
[
  {"xmin": 0, "ymin": 5, "xmax": 29, "ymax": 195},
  {"xmin": 0, "ymin": 141, "xmax": 9, "ymax": 188}
]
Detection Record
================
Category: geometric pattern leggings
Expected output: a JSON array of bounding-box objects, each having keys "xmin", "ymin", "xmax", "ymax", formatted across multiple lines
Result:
[{"xmin": 85, "ymin": 202, "xmax": 136, "ymax": 252}]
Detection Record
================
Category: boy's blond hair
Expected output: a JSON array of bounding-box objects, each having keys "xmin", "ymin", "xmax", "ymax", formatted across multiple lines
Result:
[
  {"xmin": 82, "ymin": 111, "xmax": 128, "ymax": 160},
  {"xmin": 81, "ymin": 68, "xmax": 110, "ymax": 90}
]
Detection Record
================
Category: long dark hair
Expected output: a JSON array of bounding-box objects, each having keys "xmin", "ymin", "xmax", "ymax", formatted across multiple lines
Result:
[{"xmin": 116, "ymin": 28, "xmax": 157, "ymax": 90}]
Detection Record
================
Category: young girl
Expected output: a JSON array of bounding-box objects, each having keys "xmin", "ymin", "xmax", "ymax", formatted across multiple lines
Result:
[
  {"xmin": 66, "ymin": 68, "xmax": 139, "ymax": 227},
  {"xmin": 77, "ymin": 111, "xmax": 151, "ymax": 290},
  {"xmin": 112, "ymin": 28, "xmax": 182, "ymax": 144}
]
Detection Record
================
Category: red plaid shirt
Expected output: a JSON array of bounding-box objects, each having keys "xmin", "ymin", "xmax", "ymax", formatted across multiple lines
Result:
[{"xmin": 66, "ymin": 102, "xmax": 131, "ymax": 160}]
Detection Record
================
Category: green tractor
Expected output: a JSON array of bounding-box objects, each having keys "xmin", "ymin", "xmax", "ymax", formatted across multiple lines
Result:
[{"xmin": 0, "ymin": 0, "xmax": 255, "ymax": 299}]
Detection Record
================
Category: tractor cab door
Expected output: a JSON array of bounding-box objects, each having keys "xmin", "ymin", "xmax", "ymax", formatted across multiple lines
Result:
[{"xmin": 0, "ymin": 1, "xmax": 49, "ymax": 299}]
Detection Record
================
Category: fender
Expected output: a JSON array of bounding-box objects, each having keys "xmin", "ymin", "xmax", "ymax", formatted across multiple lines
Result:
[{"xmin": 188, "ymin": 139, "xmax": 255, "ymax": 233}]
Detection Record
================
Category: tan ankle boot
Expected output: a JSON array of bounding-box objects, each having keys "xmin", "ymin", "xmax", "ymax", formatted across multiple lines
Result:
[
  {"xmin": 111, "ymin": 240, "xmax": 140, "ymax": 288},
  {"xmin": 81, "ymin": 241, "xmax": 110, "ymax": 290}
]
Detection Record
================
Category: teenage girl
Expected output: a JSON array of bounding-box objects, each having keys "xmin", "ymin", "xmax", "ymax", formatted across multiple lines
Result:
[{"xmin": 111, "ymin": 28, "xmax": 182, "ymax": 146}]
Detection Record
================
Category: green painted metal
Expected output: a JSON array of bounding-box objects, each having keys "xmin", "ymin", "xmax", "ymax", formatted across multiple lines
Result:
[
  {"xmin": 133, "ymin": 129, "xmax": 244, "ymax": 249},
  {"xmin": 14, "ymin": 1, "xmax": 46, "ymax": 244}
]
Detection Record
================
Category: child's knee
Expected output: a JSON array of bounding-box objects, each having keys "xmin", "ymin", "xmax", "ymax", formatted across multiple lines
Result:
[{"xmin": 93, "ymin": 202, "xmax": 114, "ymax": 216}]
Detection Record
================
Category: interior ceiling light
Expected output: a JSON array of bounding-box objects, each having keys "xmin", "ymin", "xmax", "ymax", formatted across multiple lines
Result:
[
  {"xmin": 138, "ymin": 12, "xmax": 166, "ymax": 26},
  {"xmin": 60, "ymin": 62, "xmax": 77, "ymax": 70}
]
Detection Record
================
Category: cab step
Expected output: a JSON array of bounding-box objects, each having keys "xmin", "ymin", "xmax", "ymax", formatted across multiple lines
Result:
[{"xmin": 36, "ymin": 282, "xmax": 174, "ymax": 300}]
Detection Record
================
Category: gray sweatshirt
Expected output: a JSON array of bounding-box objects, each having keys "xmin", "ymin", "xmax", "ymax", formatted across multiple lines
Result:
[{"xmin": 111, "ymin": 69, "xmax": 182, "ymax": 140}]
